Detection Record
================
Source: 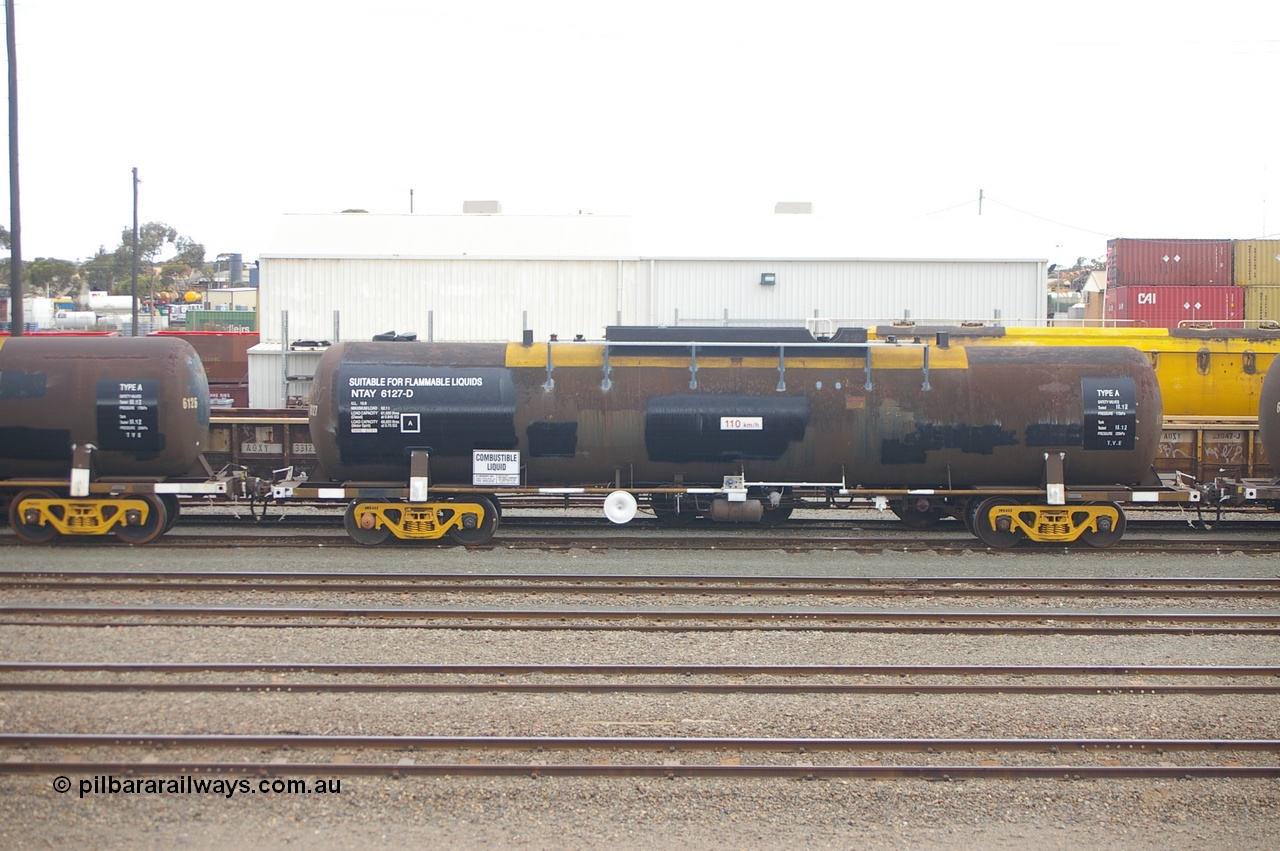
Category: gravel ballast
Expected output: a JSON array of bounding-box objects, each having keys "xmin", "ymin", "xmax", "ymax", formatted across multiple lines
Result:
[{"xmin": 0, "ymin": 542, "xmax": 1277, "ymax": 848}]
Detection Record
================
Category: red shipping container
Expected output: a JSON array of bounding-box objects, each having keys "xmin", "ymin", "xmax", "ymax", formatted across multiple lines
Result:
[
  {"xmin": 1104, "ymin": 285, "xmax": 1243, "ymax": 329},
  {"xmin": 150, "ymin": 330, "xmax": 258, "ymax": 383},
  {"xmin": 1106, "ymin": 238, "xmax": 1234, "ymax": 287}
]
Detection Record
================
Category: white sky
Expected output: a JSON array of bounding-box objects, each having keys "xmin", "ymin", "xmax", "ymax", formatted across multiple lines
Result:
[{"xmin": 4, "ymin": 0, "xmax": 1278, "ymax": 267}]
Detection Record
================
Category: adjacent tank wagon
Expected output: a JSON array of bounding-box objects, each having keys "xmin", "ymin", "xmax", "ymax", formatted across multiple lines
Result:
[
  {"xmin": 0, "ymin": 336, "xmax": 209, "ymax": 476},
  {"xmin": 1255, "ymin": 356, "xmax": 1280, "ymax": 488},
  {"xmin": 0, "ymin": 336, "xmax": 221, "ymax": 543},
  {"xmin": 1212, "ymin": 356, "xmax": 1280, "ymax": 507}
]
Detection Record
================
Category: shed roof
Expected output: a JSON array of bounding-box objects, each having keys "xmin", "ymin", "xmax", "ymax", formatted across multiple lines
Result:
[{"xmin": 261, "ymin": 212, "xmax": 1051, "ymax": 262}]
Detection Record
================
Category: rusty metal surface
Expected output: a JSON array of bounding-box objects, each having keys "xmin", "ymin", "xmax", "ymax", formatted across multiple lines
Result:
[
  {"xmin": 0, "ymin": 336, "xmax": 209, "ymax": 478},
  {"xmin": 310, "ymin": 341, "xmax": 1162, "ymax": 488},
  {"xmin": 204, "ymin": 417, "xmax": 319, "ymax": 480},
  {"xmin": 1258, "ymin": 356, "xmax": 1280, "ymax": 469},
  {"xmin": 1158, "ymin": 419, "xmax": 1270, "ymax": 481},
  {"xmin": 149, "ymin": 331, "xmax": 257, "ymax": 383}
]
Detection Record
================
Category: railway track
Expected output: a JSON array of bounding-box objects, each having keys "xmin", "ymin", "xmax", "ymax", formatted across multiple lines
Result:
[
  {"xmin": 2, "ymin": 733, "xmax": 1276, "ymax": 781},
  {"xmin": 3, "ymin": 605, "xmax": 1277, "ymax": 635},
  {"xmin": 2, "ymin": 544, "xmax": 1276, "ymax": 849},
  {"xmin": 4, "ymin": 571, "xmax": 1276, "ymax": 633},
  {"xmin": 3, "ymin": 570, "xmax": 1279, "ymax": 599},
  {"xmin": 1, "ymin": 661, "xmax": 1277, "ymax": 696},
  {"xmin": 3, "ymin": 530, "xmax": 1277, "ymax": 553}
]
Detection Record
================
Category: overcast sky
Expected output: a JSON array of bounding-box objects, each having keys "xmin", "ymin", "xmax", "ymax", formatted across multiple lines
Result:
[{"xmin": 4, "ymin": 0, "xmax": 1278, "ymax": 267}]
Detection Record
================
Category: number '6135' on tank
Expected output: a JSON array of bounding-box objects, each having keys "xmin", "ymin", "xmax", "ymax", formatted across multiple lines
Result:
[{"xmin": 307, "ymin": 332, "xmax": 1171, "ymax": 547}]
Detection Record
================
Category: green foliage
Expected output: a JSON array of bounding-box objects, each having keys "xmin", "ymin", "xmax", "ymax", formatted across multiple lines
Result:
[
  {"xmin": 2, "ymin": 222, "xmax": 213, "ymax": 293},
  {"xmin": 160, "ymin": 261, "xmax": 194, "ymax": 287},
  {"xmin": 112, "ymin": 274, "xmax": 161, "ymax": 296},
  {"xmin": 55, "ymin": 222, "xmax": 212, "ymax": 292},
  {"xmin": 81, "ymin": 246, "xmax": 126, "ymax": 290},
  {"xmin": 172, "ymin": 236, "xmax": 206, "ymax": 269},
  {"xmin": 26, "ymin": 258, "xmax": 78, "ymax": 293},
  {"xmin": 117, "ymin": 222, "xmax": 178, "ymax": 265}
]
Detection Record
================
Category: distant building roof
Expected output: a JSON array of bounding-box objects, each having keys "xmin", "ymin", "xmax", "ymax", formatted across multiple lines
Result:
[{"xmin": 261, "ymin": 212, "xmax": 1054, "ymax": 262}]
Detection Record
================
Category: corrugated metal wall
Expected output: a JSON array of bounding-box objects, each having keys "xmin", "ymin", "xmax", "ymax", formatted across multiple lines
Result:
[
  {"xmin": 259, "ymin": 258, "xmax": 634, "ymax": 343},
  {"xmin": 637, "ymin": 259, "xmax": 1044, "ymax": 329},
  {"xmin": 249, "ymin": 255, "xmax": 1043, "ymax": 406},
  {"xmin": 248, "ymin": 345, "xmax": 329, "ymax": 410},
  {"xmin": 260, "ymin": 256, "xmax": 1044, "ymax": 343}
]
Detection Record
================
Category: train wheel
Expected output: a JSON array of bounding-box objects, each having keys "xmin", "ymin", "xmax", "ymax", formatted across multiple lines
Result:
[
  {"xmin": 160, "ymin": 495, "xmax": 181, "ymax": 533},
  {"xmin": 962, "ymin": 498, "xmax": 982, "ymax": 537},
  {"xmin": 344, "ymin": 502, "xmax": 393, "ymax": 546},
  {"xmin": 447, "ymin": 495, "xmax": 498, "ymax": 546},
  {"xmin": 1079, "ymin": 502, "xmax": 1127, "ymax": 549},
  {"xmin": 971, "ymin": 497, "xmax": 1025, "ymax": 548},
  {"xmin": 8, "ymin": 489, "xmax": 60, "ymax": 544},
  {"xmin": 652, "ymin": 494, "xmax": 696, "ymax": 527},
  {"xmin": 114, "ymin": 495, "xmax": 169, "ymax": 544}
]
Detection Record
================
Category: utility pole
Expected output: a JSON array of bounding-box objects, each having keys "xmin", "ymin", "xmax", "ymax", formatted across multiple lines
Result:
[
  {"xmin": 131, "ymin": 167, "xmax": 139, "ymax": 335},
  {"xmin": 410, "ymin": 188, "xmax": 414, "ymax": 214},
  {"xmin": 6, "ymin": 0, "xmax": 23, "ymax": 335},
  {"xmin": 978, "ymin": 189, "xmax": 984, "ymax": 216}
]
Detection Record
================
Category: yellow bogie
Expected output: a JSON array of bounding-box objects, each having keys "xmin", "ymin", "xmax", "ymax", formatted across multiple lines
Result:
[
  {"xmin": 9, "ymin": 493, "xmax": 163, "ymax": 539},
  {"xmin": 983, "ymin": 502, "xmax": 1126, "ymax": 547},
  {"xmin": 343, "ymin": 498, "xmax": 497, "ymax": 546}
]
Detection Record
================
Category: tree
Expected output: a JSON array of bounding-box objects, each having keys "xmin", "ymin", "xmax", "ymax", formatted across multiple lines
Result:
[
  {"xmin": 171, "ymin": 236, "xmax": 205, "ymax": 269},
  {"xmin": 117, "ymin": 221, "xmax": 178, "ymax": 266},
  {"xmin": 0, "ymin": 224, "xmax": 10, "ymax": 251},
  {"xmin": 160, "ymin": 261, "xmax": 194, "ymax": 290},
  {"xmin": 25, "ymin": 258, "xmax": 78, "ymax": 295},
  {"xmin": 81, "ymin": 246, "xmax": 127, "ymax": 291}
]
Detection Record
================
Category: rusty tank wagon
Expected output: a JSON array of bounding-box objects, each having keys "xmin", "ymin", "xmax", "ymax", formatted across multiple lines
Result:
[
  {"xmin": 1259, "ymin": 355, "xmax": 1280, "ymax": 471},
  {"xmin": 304, "ymin": 328, "xmax": 1179, "ymax": 547}
]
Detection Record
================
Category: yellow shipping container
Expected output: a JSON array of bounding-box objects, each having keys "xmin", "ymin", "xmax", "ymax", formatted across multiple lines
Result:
[
  {"xmin": 1244, "ymin": 286, "xmax": 1280, "ymax": 325},
  {"xmin": 1234, "ymin": 239, "xmax": 1280, "ymax": 286}
]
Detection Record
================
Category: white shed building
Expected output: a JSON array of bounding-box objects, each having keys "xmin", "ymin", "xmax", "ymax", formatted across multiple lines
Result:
[{"xmin": 250, "ymin": 211, "xmax": 1048, "ymax": 407}]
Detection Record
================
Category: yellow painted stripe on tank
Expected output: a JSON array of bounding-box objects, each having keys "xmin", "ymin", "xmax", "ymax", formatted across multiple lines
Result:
[
  {"xmin": 0, "ymin": 337, "xmax": 6, "ymax": 352},
  {"xmin": 941, "ymin": 326, "xmax": 1280, "ymax": 355},
  {"xmin": 870, "ymin": 345, "xmax": 968, "ymax": 369},
  {"xmin": 505, "ymin": 342, "xmax": 605, "ymax": 368},
  {"xmin": 606, "ymin": 355, "xmax": 887, "ymax": 369},
  {"xmin": 504, "ymin": 343, "xmax": 944, "ymax": 370},
  {"xmin": 998, "ymin": 327, "xmax": 1168, "ymax": 346}
]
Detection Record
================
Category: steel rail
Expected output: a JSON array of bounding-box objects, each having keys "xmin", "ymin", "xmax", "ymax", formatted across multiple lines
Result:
[
  {"xmin": 4, "ymin": 534, "xmax": 1277, "ymax": 553},
  {"xmin": 6, "ymin": 569, "xmax": 1280, "ymax": 590},
  {"xmin": 2, "ymin": 662, "xmax": 1274, "ymax": 676},
  {"xmin": 3, "ymin": 569, "xmax": 1279, "ymax": 585},
  {"xmin": 3, "ymin": 761, "xmax": 1275, "ymax": 781},
  {"xmin": 2, "ymin": 604, "xmax": 1277, "ymax": 624},
  {"xmin": 3, "ymin": 681, "xmax": 1275, "ymax": 696},
  {"xmin": 4, "ymin": 575, "xmax": 1279, "ymax": 599},
  {"xmin": 1, "ymin": 618, "xmax": 1274, "ymax": 636},
  {"xmin": 3, "ymin": 733, "xmax": 1276, "ymax": 753}
]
